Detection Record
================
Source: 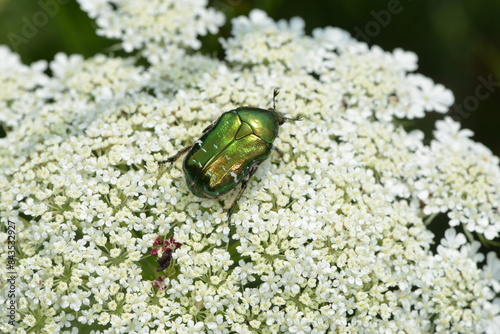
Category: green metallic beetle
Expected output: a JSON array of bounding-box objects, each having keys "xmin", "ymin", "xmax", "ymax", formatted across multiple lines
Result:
[{"xmin": 162, "ymin": 90, "xmax": 301, "ymax": 222}]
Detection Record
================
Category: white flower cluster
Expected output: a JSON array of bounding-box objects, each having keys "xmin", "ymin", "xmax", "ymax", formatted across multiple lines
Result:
[
  {"xmin": 415, "ymin": 117, "xmax": 500, "ymax": 240},
  {"xmin": 0, "ymin": 48, "xmax": 48, "ymax": 131},
  {"xmin": 0, "ymin": 3, "xmax": 499, "ymax": 334},
  {"xmin": 79, "ymin": 0, "xmax": 224, "ymax": 64}
]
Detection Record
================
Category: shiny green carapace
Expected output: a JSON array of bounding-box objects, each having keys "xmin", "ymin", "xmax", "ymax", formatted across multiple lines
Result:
[{"xmin": 164, "ymin": 90, "xmax": 300, "ymax": 222}]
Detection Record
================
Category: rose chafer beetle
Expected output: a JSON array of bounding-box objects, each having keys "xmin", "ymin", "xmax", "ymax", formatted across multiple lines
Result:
[{"xmin": 162, "ymin": 90, "xmax": 301, "ymax": 223}]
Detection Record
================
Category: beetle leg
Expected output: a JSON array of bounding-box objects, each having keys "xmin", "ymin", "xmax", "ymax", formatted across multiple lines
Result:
[
  {"xmin": 272, "ymin": 89, "xmax": 279, "ymax": 110},
  {"xmin": 158, "ymin": 144, "xmax": 192, "ymax": 164},
  {"xmin": 201, "ymin": 121, "xmax": 216, "ymax": 134},
  {"xmin": 284, "ymin": 115, "xmax": 303, "ymax": 122},
  {"xmin": 274, "ymin": 146, "xmax": 284, "ymax": 159},
  {"xmin": 227, "ymin": 162, "xmax": 262, "ymax": 224}
]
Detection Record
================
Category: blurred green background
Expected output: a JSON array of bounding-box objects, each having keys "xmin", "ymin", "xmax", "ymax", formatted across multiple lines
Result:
[{"xmin": 0, "ymin": 0, "xmax": 498, "ymax": 155}]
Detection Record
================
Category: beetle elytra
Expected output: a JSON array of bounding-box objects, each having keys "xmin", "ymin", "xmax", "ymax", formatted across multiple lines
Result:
[{"xmin": 161, "ymin": 89, "xmax": 301, "ymax": 223}]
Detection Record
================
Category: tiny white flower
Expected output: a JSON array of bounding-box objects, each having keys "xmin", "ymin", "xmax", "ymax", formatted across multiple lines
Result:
[{"xmin": 441, "ymin": 228, "xmax": 467, "ymax": 249}]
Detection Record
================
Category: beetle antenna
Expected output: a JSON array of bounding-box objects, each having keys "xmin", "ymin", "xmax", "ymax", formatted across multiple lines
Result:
[{"xmin": 273, "ymin": 89, "xmax": 280, "ymax": 110}]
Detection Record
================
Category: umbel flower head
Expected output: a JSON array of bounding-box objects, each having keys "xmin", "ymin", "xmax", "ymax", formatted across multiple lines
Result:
[{"xmin": 1, "ymin": 1, "xmax": 499, "ymax": 333}]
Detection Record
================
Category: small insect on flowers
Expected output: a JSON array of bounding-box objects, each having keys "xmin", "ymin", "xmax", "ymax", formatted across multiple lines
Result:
[{"xmin": 161, "ymin": 89, "xmax": 301, "ymax": 223}]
